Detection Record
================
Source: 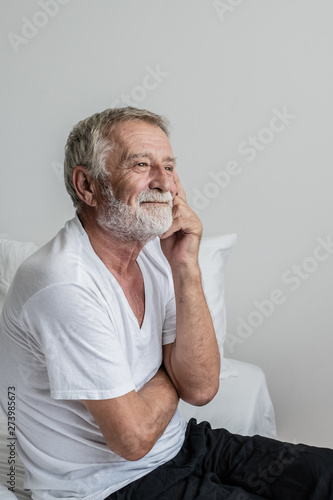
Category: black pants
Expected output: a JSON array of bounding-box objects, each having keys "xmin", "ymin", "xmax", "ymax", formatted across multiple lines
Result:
[{"xmin": 107, "ymin": 419, "xmax": 333, "ymax": 500}]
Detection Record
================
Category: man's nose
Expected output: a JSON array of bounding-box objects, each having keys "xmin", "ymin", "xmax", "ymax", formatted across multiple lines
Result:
[{"xmin": 148, "ymin": 165, "xmax": 176, "ymax": 195}]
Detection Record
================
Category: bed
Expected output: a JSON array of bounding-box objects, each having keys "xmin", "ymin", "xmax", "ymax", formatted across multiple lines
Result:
[{"xmin": 0, "ymin": 232, "xmax": 276, "ymax": 499}]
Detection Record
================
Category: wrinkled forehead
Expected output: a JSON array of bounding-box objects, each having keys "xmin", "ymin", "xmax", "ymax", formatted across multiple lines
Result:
[{"xmin": 111, "ymin": 120, "xmax": 174, "ymax": 162}]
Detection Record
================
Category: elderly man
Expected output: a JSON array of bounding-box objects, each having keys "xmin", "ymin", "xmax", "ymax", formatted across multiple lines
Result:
[{"xmin": 0, "ymin": 107, "xmax": 333, "ymax": 500}]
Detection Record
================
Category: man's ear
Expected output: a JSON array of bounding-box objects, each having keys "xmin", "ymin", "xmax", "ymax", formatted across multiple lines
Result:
[{"xmin": 72, "ymin": 166, "xmax": 98, "ymax": 206}]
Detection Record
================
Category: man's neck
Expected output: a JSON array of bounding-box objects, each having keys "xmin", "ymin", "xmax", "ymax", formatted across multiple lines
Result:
[{"xmin": 77, "ymin": 210, "xmax": 145, "ymax": 278}]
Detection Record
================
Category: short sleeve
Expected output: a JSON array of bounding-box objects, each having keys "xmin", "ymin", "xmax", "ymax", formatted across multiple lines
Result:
[
  {"xmin": 21, "ymin": 283, "xmax": 135, "ymax": 400},
  {"xmin": 162, "ymin": 293, "xmax": 176, "ymax": 346}
]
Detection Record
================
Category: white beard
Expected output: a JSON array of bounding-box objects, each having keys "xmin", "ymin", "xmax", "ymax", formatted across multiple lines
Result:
[{"xmin": 97, "ymin": 185, "xmax": 173, "ymax": 243}]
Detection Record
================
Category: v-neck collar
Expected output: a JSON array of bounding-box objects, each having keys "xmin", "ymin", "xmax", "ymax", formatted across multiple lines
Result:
[{"xmin": 73, "ymin": 215, "xmax": 149, "ymax": 330}]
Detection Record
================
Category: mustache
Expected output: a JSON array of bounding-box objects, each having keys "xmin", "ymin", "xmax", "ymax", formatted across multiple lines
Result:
[{"xmin": 136, "ymin": 190, "xmax": 173, "ymax": 204}]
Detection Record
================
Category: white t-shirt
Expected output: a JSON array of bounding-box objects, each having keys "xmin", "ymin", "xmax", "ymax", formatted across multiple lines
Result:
[{"xmin": 0, "ymin": 216, "xmax": 186, "ymax": 500}]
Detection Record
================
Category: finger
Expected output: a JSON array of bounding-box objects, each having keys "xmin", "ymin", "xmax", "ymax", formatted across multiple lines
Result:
[
  {"xmin": 159, "ymin": 216, "xmax": 184, "ymax": 240},
  {"xmin": 160, "ymin": 208, "xmax": 199, "ymax": 239},
  {"xmin": 171, "ymin": 194, "xmax": 188, "ymax": 212},
  {"xmin": 173, "ymin": 171, "xmax": 187, "ymax": 202}
]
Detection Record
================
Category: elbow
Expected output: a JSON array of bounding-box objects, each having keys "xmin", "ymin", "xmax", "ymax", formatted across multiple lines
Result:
[
  {"xmin": 121, "ymin": 445, "xmax": 151, "ymax": 462},
  {"xmin": 181, "ymin": 379, "xmax": 220, "ymax": 407},
  {"xmin": 194, "ymin": 386, "xmax": 219, "ymax": 407},
  {"xmin": 108, "ymin": 430, "xmax": 156, "ymax": 462}
]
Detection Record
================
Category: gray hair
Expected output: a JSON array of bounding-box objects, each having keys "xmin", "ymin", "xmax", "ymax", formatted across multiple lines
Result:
[{"xmin": 64, "ymin": 106, "xmax": 170, "ymax": 207}]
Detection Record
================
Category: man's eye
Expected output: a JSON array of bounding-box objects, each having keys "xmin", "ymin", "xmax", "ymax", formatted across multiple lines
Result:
[
  {"xmin": 165, "ymin": 166, "xmax": 173, "ymax": 172},
  {"xmin": 137, "ymin": 162, "xmax": 148, "ymax": 167}
]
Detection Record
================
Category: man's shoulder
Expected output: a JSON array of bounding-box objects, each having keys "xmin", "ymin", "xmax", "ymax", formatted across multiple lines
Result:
[{"xmin": 9, "ymin": 217, "xmax": 94, "ymax": 301}]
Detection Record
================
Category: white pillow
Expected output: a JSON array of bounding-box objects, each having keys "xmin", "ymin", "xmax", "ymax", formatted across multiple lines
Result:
[
  {"xmin": 198, "ymin": 234, "xmax": 237, "ymax": 364},
  {"xmin": 0, "ymin": 238, "xmax": 40, "ymax": 312}
]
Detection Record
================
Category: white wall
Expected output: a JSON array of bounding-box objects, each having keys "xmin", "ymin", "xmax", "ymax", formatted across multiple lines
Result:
[{"xmin": 1, "ymin": 0, "xmax": 332, "ymax": 447}]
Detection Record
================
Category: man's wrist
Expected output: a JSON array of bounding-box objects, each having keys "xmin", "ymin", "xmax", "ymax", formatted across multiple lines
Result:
[{"xmin": 171, "ymin": 260, "xmax": 202, "ymax": 284}]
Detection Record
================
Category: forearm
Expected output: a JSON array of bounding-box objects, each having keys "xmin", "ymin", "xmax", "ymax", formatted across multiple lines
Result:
[
  {"xmin": 160, "ymin": 172, "xmax": 220, "ymax": 406},
  {"xmin": 137, "ymin": 365, "xmax": 179, "ymax": 441},
  {"xmin": 165, "ymin": 262, "xmax": 221, "ymax": 406},
  {"xmin": 123, "ymin": 366, "xmax": 179, "ymax": 459},
  {"xmin": 83, "ymin": 365, "xmax": 179, "ymax": 461}
]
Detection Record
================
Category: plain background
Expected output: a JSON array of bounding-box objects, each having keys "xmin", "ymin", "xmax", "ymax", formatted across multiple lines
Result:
[{"xmin": 1, "ymin": 0, "xmax": 332, "ymax": 447}]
